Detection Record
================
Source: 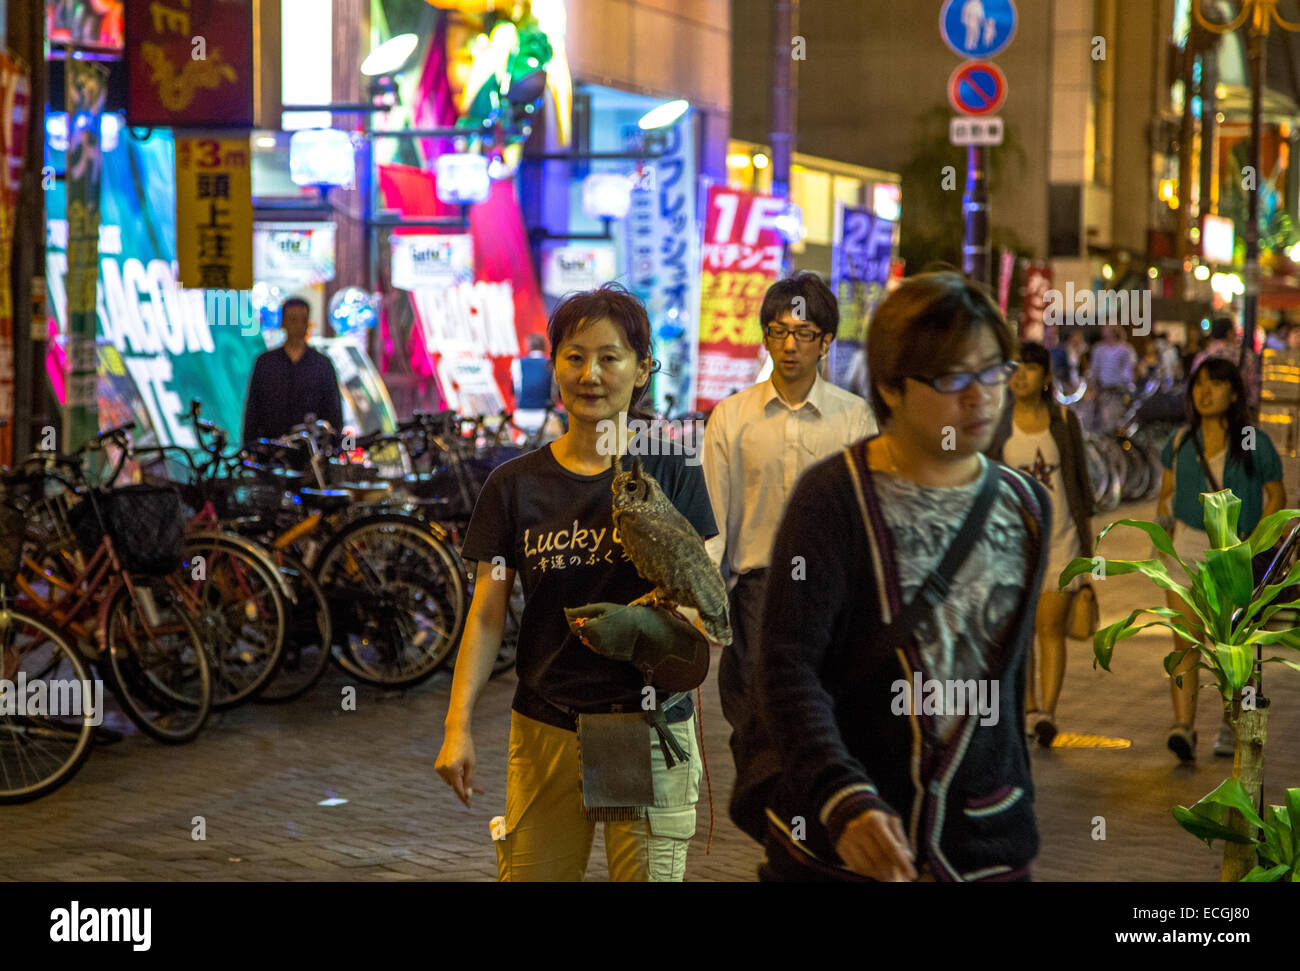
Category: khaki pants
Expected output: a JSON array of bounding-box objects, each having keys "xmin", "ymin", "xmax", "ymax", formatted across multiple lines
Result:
[{"xmin": 496, "ymin": 711, "xmax": 701, "ymax": 882}]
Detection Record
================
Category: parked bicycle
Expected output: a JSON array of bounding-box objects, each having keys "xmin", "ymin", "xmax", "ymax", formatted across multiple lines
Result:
[{"xmin": 10, "ymin": 425, "xmax": 213, "ymax": 746}]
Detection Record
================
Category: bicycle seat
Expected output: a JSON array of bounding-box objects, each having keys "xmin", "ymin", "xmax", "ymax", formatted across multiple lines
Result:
[{"xmin": 296, "ymin": 488, "xmax": 353, "ymax": 512}]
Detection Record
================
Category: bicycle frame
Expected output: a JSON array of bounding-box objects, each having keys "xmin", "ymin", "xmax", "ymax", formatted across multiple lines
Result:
[{"xmin": 15, "ymin": 532, "xmax": 181, "ymax": 661}]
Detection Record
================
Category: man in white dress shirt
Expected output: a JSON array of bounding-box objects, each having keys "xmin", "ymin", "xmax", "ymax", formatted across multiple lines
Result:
[{"xmin": 701, "ymin": 272, "xmax": 877, "ymax": 751}]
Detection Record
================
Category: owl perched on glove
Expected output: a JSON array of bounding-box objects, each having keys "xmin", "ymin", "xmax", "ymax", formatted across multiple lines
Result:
[{"xmin": 611, "ymin": 456, "xmax": 731, "ymax": 645}]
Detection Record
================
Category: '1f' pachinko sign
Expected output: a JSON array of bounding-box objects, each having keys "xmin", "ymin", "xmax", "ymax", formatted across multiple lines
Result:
[
  {"xmin": 695, "ymin": 186, "xmax": 785, "ymax": 411},
  {"xmin": 125, "ymin": 0, "xmax": 253, "ymax": 128}
]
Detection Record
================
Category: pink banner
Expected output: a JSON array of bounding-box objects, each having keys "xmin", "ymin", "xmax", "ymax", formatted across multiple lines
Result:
[
  {"xmin": 695, "ymin": 185, "xmax": 785, "ymax": 411},
  {"xmin": 378, "ymin": 163, "xmax": 547, "ymax": 413}
]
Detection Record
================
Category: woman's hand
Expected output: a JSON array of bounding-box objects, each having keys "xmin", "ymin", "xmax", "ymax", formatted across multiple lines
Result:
[
  {"xmin": 436, "ymin": 728, "xmax": 480, "ymax": 808},
  {"xmin": 834, "ymin": 809, "xmax": 918, "ymax": 881}
]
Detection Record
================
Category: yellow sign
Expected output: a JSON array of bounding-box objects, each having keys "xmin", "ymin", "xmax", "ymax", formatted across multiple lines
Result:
[{"xmin": 175, "ymin": 134, "xmax": 252, "ymax": 291}]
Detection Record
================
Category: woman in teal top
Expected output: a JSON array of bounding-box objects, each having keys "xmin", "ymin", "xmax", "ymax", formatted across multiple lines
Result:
[{"xmin": 1155, "ymin": 356, "xmax": 1285, "ymax": 763}]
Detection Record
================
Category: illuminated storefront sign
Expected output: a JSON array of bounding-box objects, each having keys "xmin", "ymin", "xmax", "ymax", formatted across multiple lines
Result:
[
  {"xmin": 125, "ymin": 0, "xmax": 254, "ymax": 128},
  {"xmin": 541, "ymin": 245, "xmax": 615, "ymax": 295},
  {"xmin": 391, "ymin": 234, "xmax": 474, "ymax": 291},
  {"xmin": 695, "ymin": 185, "xmax": 785, "ymax": 410}
]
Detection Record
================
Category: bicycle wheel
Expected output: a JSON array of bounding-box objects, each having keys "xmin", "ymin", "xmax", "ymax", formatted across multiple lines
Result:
[
  {"xmin": 257, "ymin": 552, "xmax": 332, "ymax": 703},
  {"xmin": 317, "ymin": 516, "xmax": 466, "ymax": 688},
  {"xmin": 1118, "ymin": 437, "xmax": 1150, "ymax": 503},
  {"xmin": 176, "ymin": 535, "xmax": 288, "ymax": 709},
  {"xmin": 105, "ymin": 578, "xmax": 212, "ymax": 744},
  {"xmin": 0, "ymin": 609, "xmax": 96, "ymax": 804}
]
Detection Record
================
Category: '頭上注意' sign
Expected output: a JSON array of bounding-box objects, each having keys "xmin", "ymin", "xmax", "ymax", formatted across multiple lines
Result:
[{"xmin": 175, "ymin": 135, "xmax": 252, "ymax": 291}]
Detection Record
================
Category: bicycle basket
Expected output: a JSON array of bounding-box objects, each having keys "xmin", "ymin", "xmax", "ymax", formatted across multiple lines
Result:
[
  {"xmin": 0, "ymin": 501, "xmax": 25, "ymax": 584},
  {"xmin": 210, "ymin": 478, "xmax": 287, "ymax": 520},
  {"xmin": 67, "ymin": 484, "xmax": 185, "ymax": 577}
]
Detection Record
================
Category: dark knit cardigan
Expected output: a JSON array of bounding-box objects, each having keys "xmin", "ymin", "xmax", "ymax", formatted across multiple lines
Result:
[{"xmin": 757, "ymin": 437, "xmax": 1049, "ymax": 881}]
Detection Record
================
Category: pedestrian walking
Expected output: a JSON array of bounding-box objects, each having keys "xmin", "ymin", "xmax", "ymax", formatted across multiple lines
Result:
[
  {"xmin": 511, "ymin": 333, "xmax": 556, "ymax": 436},
  {"xmin": 241, "ymin": 296, "xmax": 344, "ymax": 446},
  {"xmin": 987, "ymin": 341, "xmax": 1094, "ymax": 748},
  {"xmin": 1084, "ymin": 324, "xmax": 1136, "ymax": 431},
  {"xmin": 435, "ymin": 284, "xmax": 717, "ymax": 882},
  {"xmin": 701, "ymin": 272, "xmax": 875, "ymax": 814},
  {"xmin": 745, "ymin": 271, "xmax": 1048, "ymax": 881},
  {"xmin": 1156, "ymin": 357, "xmax": 1284, "ymax": 762},
  {"xmin": 1192, "ymin": 314, "xmax": 1261, "ymax": 420}
]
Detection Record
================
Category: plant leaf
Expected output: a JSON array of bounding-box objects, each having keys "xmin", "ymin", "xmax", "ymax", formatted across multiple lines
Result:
[
  {"xmin": 1200, "ymin": 490, "xmax": 1242, "ymax": 550},
  {"xmin": 1242, "ymin": 864, "xmax": 1290, "ymax": 882},
  {"xmin": 1244, "ymin": 508, "xmax": 1300, "ymax": 555},
  {"xmin": 1093, "ymin": 610, "xmax": 1197, "ymax": 671},
  {"xmin": 1203, "ymin": 543, "xmax": 1255, "ymax": 614},
  {"xmin": 1172, "ymin": 805, "xmax": 1256, "ymax": 846},
  {"xmin": 1237, "ymin": 559, "xmax": 1300, "ymax": 629},
  {"xmin": 1192, "ymin": 776, "xmax": 1267, "ymax": 831},
  {"xmin": 1096, "ymin": 517, "xmax": 1180, "ymax": 560},
  {"xmin": 1213, "ymin": 643, "xmax": 1255, "ymax": 695}
]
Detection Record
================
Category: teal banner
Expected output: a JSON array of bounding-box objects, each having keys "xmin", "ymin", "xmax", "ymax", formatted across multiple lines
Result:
[{"xmin": 46, "ymin": 122, "xmax": 263, "ymax": 447}]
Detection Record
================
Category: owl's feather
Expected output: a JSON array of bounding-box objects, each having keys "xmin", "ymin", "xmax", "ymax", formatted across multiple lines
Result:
[{"xmin": 611, "ymin": 457, "xmax": 731, "ymax": 644}]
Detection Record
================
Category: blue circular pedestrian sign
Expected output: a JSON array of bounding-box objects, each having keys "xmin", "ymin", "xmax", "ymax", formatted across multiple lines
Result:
[
  {"xmin": 940, "ymin": 0, "xmax": 1017, "ymax": 59},
  {"xmin": 948, "ymin": 60, "xmax": 1006, "ymax": 116}
]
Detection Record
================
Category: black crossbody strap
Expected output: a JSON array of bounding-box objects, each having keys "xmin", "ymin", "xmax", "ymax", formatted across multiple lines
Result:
[
  {"xmin": 845, "ymin": 448, "xmax": 1000, "ymax": 655},
  {"xmin": 879, "ymin": 460, "xmax": 1001, "ymax": 648},
  {"xmin": 1188, "ymin": 428, "xmax": 1222, "ymax": 492}
]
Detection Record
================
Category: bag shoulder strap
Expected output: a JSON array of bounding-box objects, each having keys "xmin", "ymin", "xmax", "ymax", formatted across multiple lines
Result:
[
  {"xmin": 844, "ymin": 446, "xmax": 1001, "ymax": 650},
  {"xmin": 1186, "ymin": 426, "xmax": 1221, "ymax": 492}
]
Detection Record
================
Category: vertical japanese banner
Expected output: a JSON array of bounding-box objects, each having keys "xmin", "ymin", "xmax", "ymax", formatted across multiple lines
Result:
[
  {"xmin": 0, "ymin": 54, "xmax": 29, "ymax": 464},
  {"xmin": 64, "ymin": 57, "xmax": 109, "ymax": 452},
  {"xmin": 828, "ymin": 202, "xmax": 895, "ymax": 390},
  {"xmin": 175, "ymin": 135, "xmax": 253, "ymax": 290},
  {"xmin": 623, "ymin": 118, "xmax": 697, "ymax": 414},
  {"xmin": 695, "ymin": 186, "xmax": 785, "ymax": 411}
]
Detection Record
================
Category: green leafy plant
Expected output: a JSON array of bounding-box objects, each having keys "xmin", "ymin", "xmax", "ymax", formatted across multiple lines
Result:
[
  {"xmin": 1060, "ymin": 489, "xmax": 1300, "ymax": 880},
  {"xmin": 1173, "ymin": 778, "xmax": 1300, "ymax": 882}
]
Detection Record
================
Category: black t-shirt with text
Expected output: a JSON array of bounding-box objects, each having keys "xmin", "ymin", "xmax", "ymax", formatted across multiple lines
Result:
[{"xmin": 461, "ymin": 442, "xmax": 717, "ymax": 731}]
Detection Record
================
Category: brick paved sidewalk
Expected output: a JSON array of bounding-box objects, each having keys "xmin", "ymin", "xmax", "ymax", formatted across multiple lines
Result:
[{"xmin": 1, "ymin": 502, "xmax": 1297, "ymax": 882}]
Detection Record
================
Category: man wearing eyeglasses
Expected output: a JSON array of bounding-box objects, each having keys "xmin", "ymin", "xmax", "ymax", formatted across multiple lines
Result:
[
  {"xmin": 749, "ymin": 272, "xmax": 1047, "ymax": 881},
  {"xmin": 701, "ymin": 272, "xmax": 876, "ymax": 804}
]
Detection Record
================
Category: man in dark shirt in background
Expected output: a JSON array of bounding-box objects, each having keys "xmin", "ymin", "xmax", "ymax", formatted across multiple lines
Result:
[{"xmin": 242, "ymin": 297, "xmax": 344, "ymax": 445}]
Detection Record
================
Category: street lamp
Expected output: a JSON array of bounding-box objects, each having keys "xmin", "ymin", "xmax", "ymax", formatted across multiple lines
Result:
[{"xmin": 1193, "ymin": 0, "xmax": 1300, "ymax": 353}]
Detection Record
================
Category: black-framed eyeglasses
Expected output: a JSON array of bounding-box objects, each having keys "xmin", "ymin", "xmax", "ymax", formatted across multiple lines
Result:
[
  {"xmin": 763, "ymin": 324, "xmax": 824, "ymax": 343},
  {"xmin": 907, "ymin": 361, "xmax": 1018, "ymax": 394}
]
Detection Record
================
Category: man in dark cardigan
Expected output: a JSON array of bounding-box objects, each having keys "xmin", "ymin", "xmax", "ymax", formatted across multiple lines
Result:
[{"xmin": 748, "ymin": 273, "xmax": 1049, "ymax": 882}]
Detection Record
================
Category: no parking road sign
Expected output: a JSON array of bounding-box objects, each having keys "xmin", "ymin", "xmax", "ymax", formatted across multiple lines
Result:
[
  {"xmin": 940, "ymin": 0, "xmax": 1018, "ymax": 59},
  {"xmin": 948, "ymin": 60, "xmax": 1006, "ymax": 116}
]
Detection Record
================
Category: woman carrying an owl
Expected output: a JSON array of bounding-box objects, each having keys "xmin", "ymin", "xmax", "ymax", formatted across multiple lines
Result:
[{"xmin": 435, "ymin": 284, "xmax": 718, "ymax": 882}]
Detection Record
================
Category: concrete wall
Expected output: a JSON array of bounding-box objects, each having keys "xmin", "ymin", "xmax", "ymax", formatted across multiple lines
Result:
[{"xmin": 564, "ymin": 0, "xmax": 732, "ymax": 178}]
